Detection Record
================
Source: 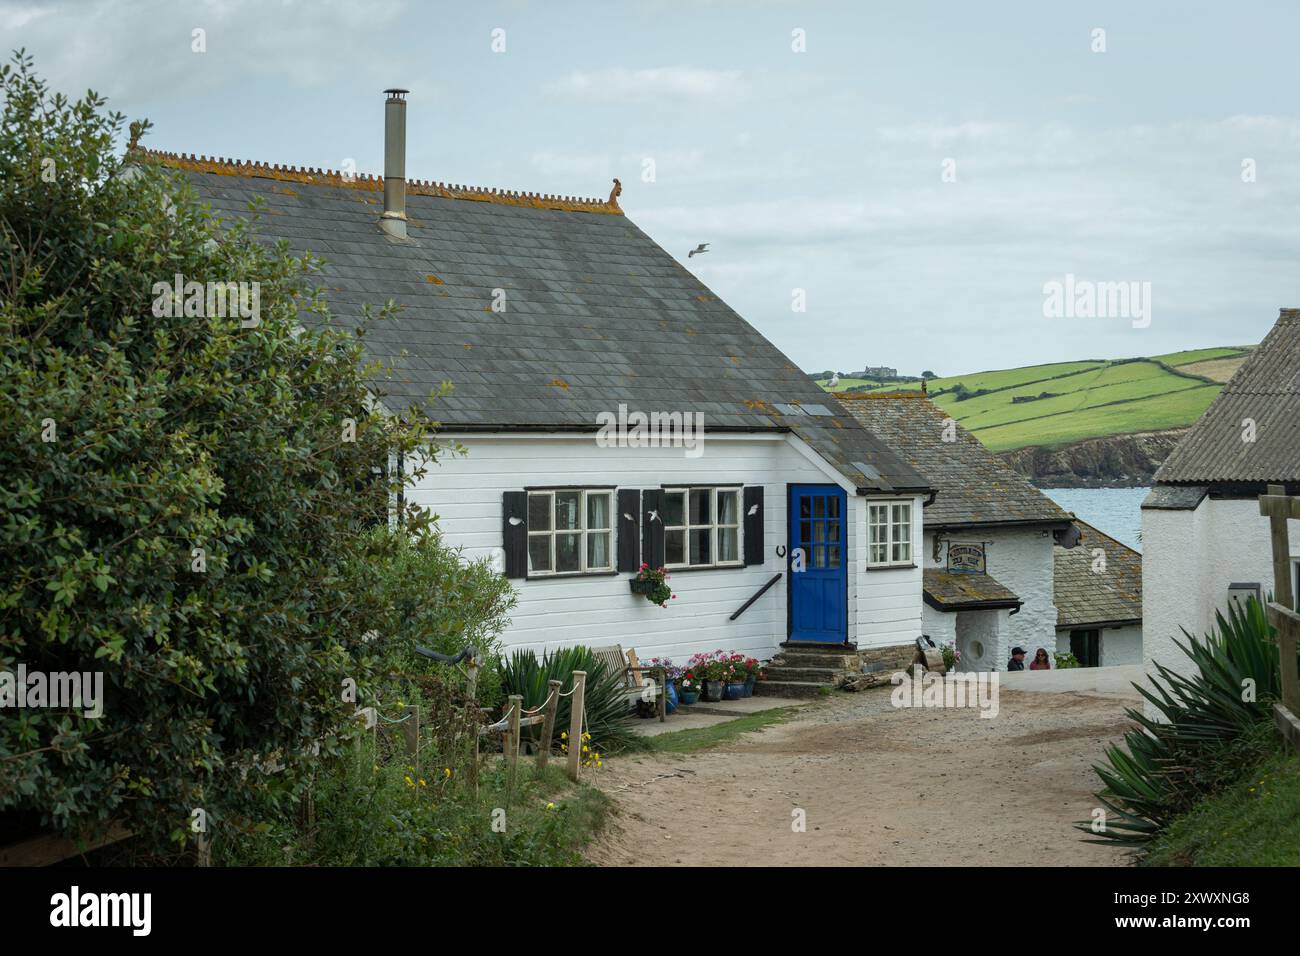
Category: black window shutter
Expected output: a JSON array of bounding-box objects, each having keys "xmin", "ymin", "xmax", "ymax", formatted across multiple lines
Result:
[
  {"xmin": 616, "ymin": 489, "xmax": 641, "ymax": 573},
  {"xmin": 743, "ymin": 486, "xmax": 764, "ymax": 565},
  {"xmin": 642, "ymin": 488, "xmax": 665, "ymax": 569},
  {"xmin": 502, "ymin": 491, "xmax": 527, "ymax": 578}
]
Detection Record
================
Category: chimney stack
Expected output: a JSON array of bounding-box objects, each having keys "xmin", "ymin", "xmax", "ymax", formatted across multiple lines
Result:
[{"xmin": 381, "ymin": 89, "xmax": 409, "ymax": 238}]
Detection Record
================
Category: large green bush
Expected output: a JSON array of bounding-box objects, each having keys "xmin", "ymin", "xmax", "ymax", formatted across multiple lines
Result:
[
  {"xmin": 0, "ymin": 53, "xmax": 476, "ymax": 856},
  {"xmin": 1083, "ymin": 597, "xmax": 1284, "ymax": 846}
]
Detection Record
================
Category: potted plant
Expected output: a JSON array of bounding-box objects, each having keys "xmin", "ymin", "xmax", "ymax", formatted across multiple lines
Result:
[
  {"xmin": 722, "ymin": 654, "xmax": 747, "ymax": 700},
  {"xmin": 678, "ymin": 671, "xmax": 701, "ymax": 706},
  {"xmin": 689, "ymin": 651, "xmax": 728, "ymax": 702},
  {"xmin": 644, "ymin": 656, "xmax": 681, "ymax": 713},
  {"xmin": 741, "ymin": 658, "xmax": 763, "ymax": 697},
  {"xmin": 630, "ymin": 564, "xmax": 675, "ymax": 608}
]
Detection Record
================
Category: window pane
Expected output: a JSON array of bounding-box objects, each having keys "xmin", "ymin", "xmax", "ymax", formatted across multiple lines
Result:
[
  {"xmin": 828, "ymin": 544, "xmax": 840, "ymax": 568},
  {"xmin": 718, "ymin": 527, "xmax": 739, "ymax": 563},
  {"xmin": 587, "ymin": 532, "xmax": 610, "ymax": 569},
  {"xmin": 528, "ymin": 535, "xmax": 552, "ymax": 573},
  {"xmin": 813, "ymin": 521, "xmax": 825, "ymax": 543},
  {"xmin": 828, "ymin": 522, "xmax": 840, "ymax": 542},
  {"xmin": 827, "ymin": 497, "xmax": 840, "ymax": 518},
  {"xmin": 556, "ymin": 533, "xmax": 580, "ymax": 572},
  {"xmin": 689, "ymin": 528, "xmax": 711, "ymax": 565},
  {"xmin": 689, "ymin": 489, "xmax": 711, "ymax": 525},
  {"xmin": 800, "ymin": 497, "xmax": 811, "ymax": 518},
  {"xmin": 717, "ymin": 490, "xmax": 739, "ymax": 525},
  {"xmin": 870, "ymin": 544, "xmax": 887, "ymax": 564},
  {"xmin": 814, "ymin": 546, "xmax": 826, "ymax": 569},
  {"xmin": 800, "ymin": 521, "xmax": 812, "ymax": 545},
  {"xmin": 528, "ymin": 493, "xmax": 551, "ymax": 531},
  {"xmin": 892, "ymin": 503, "xmax": 909, "ymax": 526},
  {"xmin": 895, "ymin": 539, "xmax": 911, "ymax": 562},
  {"xmin": 813, "ymin": 497, "xmax": 824, "ymax": 518},
  {"xmin": 555, "ymin": 492, "xmax": 581, "ymax": 530},
  {"xmin": 662, "ymin": 491, "xmax": 684, "ymax": 527},
  {"xmin": 587, "ymin": 492, "xmax": 610, "ymax": 530},
  {"xmin": 665, "ymin": 529, "xmax": 685, "ymax": 566}
]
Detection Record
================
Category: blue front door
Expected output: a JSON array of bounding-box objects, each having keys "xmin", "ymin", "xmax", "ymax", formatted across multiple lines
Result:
[{"xmin": 788, "ymin": 484, "xmax": 847, "ymax": 643}]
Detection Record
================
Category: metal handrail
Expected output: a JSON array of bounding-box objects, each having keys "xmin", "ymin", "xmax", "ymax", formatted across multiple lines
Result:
[{"xmin": 729, "ymin": 573, "xmax": 782, "ymax": 621}]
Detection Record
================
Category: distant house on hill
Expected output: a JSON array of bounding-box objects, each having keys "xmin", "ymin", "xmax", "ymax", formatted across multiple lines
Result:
[
  {"xmin": 1143, "ymin": 309, "xmax": 1300, "ymax": 683},
  {"xmin": 839, "ymin": 391, "xmax": 1126, "ymax": 670},
  {"xmin": 1053, "ymin": 520, "xmax": 1142, "ymax": 667},
  {"xmin": 147, "ymin": 91, "xmax": 935, "ymax": 672}
]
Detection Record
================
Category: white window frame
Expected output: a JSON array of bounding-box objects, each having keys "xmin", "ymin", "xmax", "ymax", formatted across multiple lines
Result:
[
  {"xmin": 525, "ymin": 488, "xmax": 614, "ymax": 577},
  {"xmin": 662, "ymin": 486, "xmax": 743, "ymax": 570},
  {"xmin": 867, "ymin": 500, "xmax": 913, "ymax": 567}
]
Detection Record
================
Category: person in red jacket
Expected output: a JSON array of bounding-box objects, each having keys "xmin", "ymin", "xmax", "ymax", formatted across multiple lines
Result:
[{"xmin": 1029, "ymin": 647, "xmax": 1052, "ymax": 670}]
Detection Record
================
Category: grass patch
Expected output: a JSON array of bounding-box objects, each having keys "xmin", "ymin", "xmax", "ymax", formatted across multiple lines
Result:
[
  {"xmin": 644, "ymin": 706, "xmax": 801, "ymax": 753},
  {"xmin": 1143, "ymin": 747, "xmax": 1300, "ymax": 867}
]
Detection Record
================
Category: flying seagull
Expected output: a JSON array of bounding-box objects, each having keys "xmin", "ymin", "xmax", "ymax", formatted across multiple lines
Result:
[{"xmin": 688, "ymin": 243, "xmax": 710, "ymax": 258}]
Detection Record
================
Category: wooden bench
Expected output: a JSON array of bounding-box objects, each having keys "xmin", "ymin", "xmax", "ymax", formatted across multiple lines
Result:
[{"xmin": 592, "ymin": 644, "xmax": 666, "ymax": 722}]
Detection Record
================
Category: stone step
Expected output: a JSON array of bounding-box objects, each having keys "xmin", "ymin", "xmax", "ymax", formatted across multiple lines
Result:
[
  {"xmin": 762, "ymin": 665, "xmax": 842, "ymax": 683},
  {"xmin": 754, "ymin": 679, "xmax": 828, "ymax": 699},
  {"xmin": 772, "ymin": 652, "xmax": 859, "ymax": 670}
]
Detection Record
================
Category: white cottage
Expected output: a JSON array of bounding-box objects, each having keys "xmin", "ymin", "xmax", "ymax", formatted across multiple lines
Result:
[
  {"xmin": 161, "ymin": 92, "xmax": 932, "ymax": 681},
  {"xmin": 840, "ymin": 392, "xmax": 1095, "ymax": 671},
  {"xmin": 1143, "ymin": 309, "xmax": 1300, "ymax": 683}
]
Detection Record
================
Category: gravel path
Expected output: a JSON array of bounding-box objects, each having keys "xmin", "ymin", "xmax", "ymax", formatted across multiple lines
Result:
[{"xmin": 587, "ymin": 682, "xmax": 1137, "ymax": 866}]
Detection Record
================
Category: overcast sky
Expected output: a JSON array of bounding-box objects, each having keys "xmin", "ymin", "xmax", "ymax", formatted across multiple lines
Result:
[{"xmin": 6, "ymin": 0, "xmax": 1299, "ymax": 376}]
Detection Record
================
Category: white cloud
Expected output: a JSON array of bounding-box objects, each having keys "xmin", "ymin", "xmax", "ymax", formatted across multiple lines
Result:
[{"xmin": 546, "ymin": 65, "xmax": 747, "ymax": 103}]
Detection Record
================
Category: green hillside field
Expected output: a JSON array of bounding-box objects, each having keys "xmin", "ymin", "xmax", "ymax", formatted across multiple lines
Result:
[{"xmin": 817, "ymin": 347, "xmax": 1253, "ymax": 453}]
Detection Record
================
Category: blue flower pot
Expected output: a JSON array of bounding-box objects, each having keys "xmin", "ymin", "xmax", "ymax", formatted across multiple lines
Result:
[
  {"xmin": 664, "ymin": 679, "xmax": 679, "ymax": 715},
  {"xmin": 702, "ymin": 680, "xmax": 725, "ymax": 702},
  {"xmin": 743, "ymin": 676, "xmax": 755, "ymax": 698},
  {"xmin": 679, "ymin": 690, "xmax": 700, "ymax": 706},
  {"xmin": 724, "ymin": 681, "xmax": 746, "ymax": 700}
]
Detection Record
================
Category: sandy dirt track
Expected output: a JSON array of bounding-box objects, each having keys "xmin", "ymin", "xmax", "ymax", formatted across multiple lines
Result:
[{"xmin": 587, "ymin": 684, "xmax": 1137, "ymax": 866}]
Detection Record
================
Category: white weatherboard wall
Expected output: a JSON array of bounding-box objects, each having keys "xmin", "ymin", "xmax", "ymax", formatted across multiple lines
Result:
[
  {"xmin": 1143, "ymin": 496, "xmax": 1300, "ymax": 685},
  {"xmin": 405, "ymin": 432, "xmax": 924, "ymax": 663},
  {"xmin": 923, "ymin": 527, "xmax": 1058, "ymax": 665}
]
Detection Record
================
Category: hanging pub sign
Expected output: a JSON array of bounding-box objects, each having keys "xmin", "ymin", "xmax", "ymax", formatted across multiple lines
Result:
[{"xmin": 947, "ymin": 542, "xmax": 986, "ymax": 574}]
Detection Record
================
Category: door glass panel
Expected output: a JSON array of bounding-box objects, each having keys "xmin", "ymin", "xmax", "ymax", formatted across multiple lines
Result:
[
  {"xmin": 813, "ymin": 521, "xmax": 825, "ymax": 543},
  {"xmin": 827, "ymin": 497, "xmax": 840, "ymax": 518},
  {"xmin": 800, "ymin": 521, "xmax": 812, "ymax": 545},
  {"xmin": 661, "ymin": 491, "xmax": 684, "ymax": 527},
  {"xmin": 814, "ymin": 546, "xmax": 826, "ymax": 568},
  {"xmin": 828, "ymin": 522, "xmax": 840, "ymax": 542},
  {"xmin": 800, "ymin": 497, "xmax": 811, "ymax": 518},
  {"xmin": 813, "ymin": 497, "xmax": 825, "ymax": 517},
  {"xmin": 828, "ymin": 544, "xmax": 840, "ymax": 568},
  {"xmin": 555, "ymin": 492, "xmax": 581, "ymax": 530}
]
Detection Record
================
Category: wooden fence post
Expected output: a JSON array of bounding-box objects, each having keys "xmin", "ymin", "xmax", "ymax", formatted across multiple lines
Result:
[
  {"xmin": 506, "ymin": 694, "xmax": 522, "ymax": 781},
  {"xmin": 566, "ymin": 671, "xmax": 586, "ymax": 782},
  {"xmin": 402, "ymin": 704, "xmax": 420, "ymax": 778},
  {"xmin": 537, "ymin": 679, "xmax": 562, "ymax": 773},
  {"xmin": 656, "ymin": 666, "xmax": 667, "ymax": 722}
]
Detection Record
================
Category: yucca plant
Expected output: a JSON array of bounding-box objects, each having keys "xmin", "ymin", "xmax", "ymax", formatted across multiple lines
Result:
[
  {"xmin": 497, "ymin": 646, "xmax": 637, "ymax": 754},
  {"xmin": 1082, "ymin": 596, "xmax": 1285, "ymax": 846}
]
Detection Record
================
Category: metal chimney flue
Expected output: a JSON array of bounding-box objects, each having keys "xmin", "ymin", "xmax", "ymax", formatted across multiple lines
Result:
[{"xmin": 381, "ymin": 88, "xmax": 409, "ymax": 238}]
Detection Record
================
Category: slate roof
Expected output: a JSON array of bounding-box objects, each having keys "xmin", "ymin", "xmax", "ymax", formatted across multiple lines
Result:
[
  {"xmin": 840, "ymin": 392, "xmax": 1073, "ymax": 527},
  {"xmin": 1153, "ymin": 309, "xmax": 1300, "ymax": 487},
  {"xmin": 1052, "ymin": 520, "xmax": 1142, "ymax": 629},
  {"xmin": 149, "ymin": 150, "xmax": 928, "ymax": 495},
  {"xmin": 922, "ymin": 568, "xmax": 1021, "ymax": 611}
]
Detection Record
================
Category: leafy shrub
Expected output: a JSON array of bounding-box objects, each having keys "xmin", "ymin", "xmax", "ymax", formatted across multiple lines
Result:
[
  {"xmin": 0, "ymin": 53, "xmax": 473, "ymax": 857},
  {"xmin": 348, "ymin": 528, "xmax": 516, "ymax": 708},
  {"xmin": 1083, "ymin": 597, "xmax": 1285, "ymax": 846},
  {"xmin": 498, "ymin": 646, "xmax": 637, "ymax": 754},
  {"xmin": 1054, "ymin": 651, "xmax": 1081, "ymax": 669}
]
